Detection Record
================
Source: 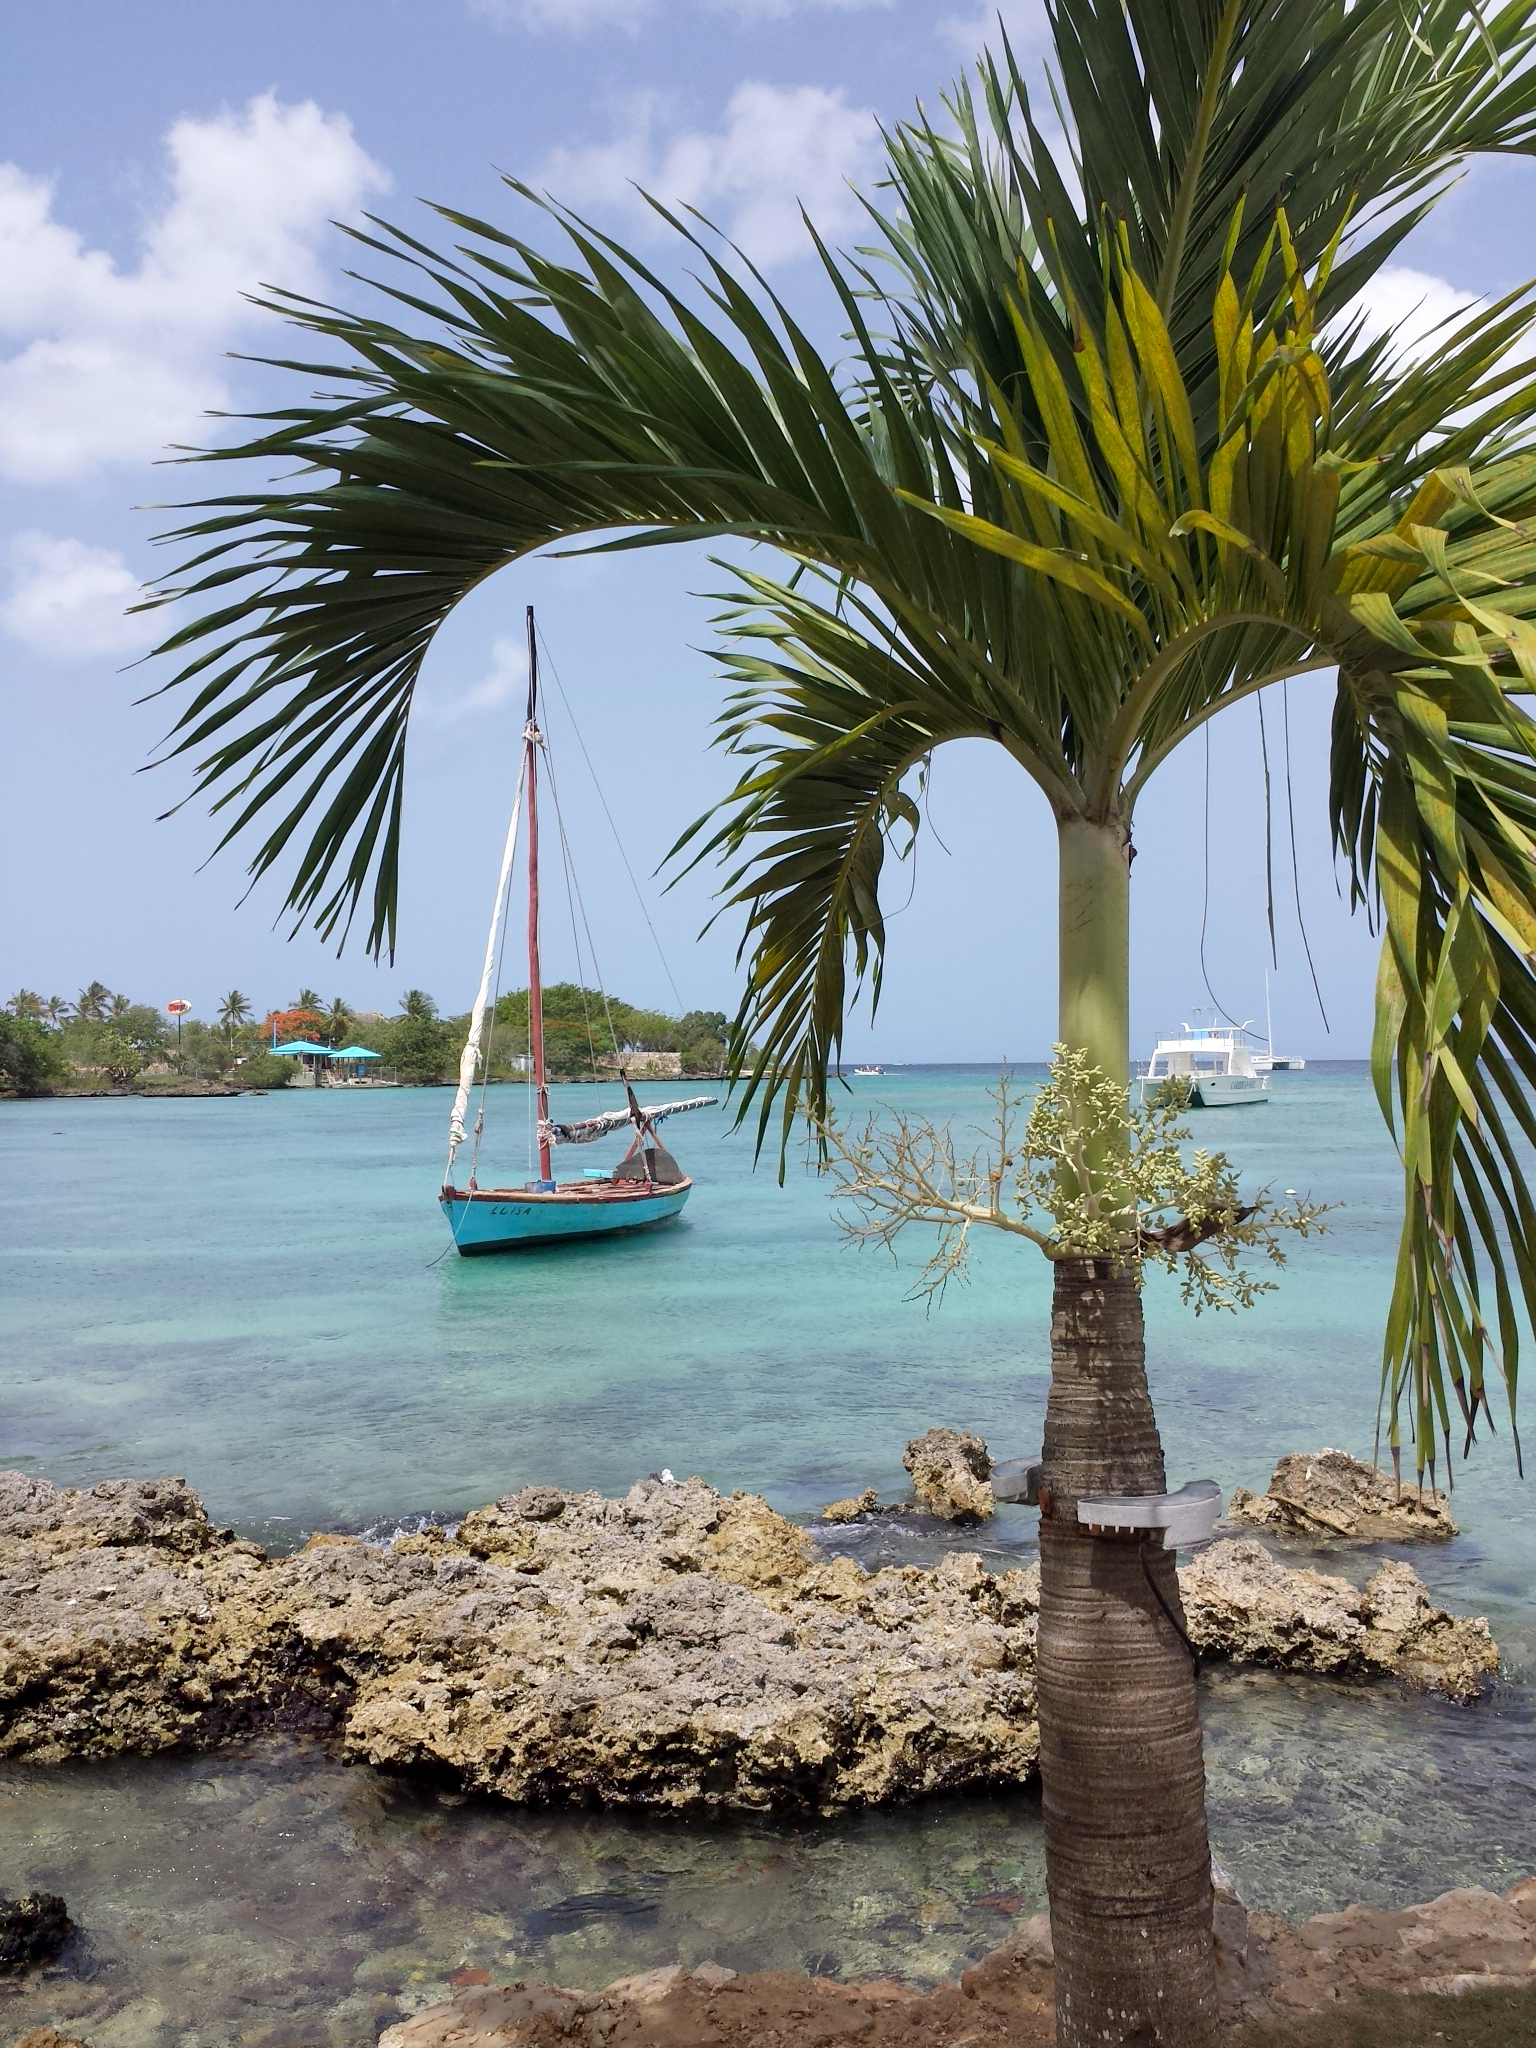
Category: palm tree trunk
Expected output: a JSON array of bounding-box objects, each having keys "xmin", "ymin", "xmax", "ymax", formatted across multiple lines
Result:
[{"xmin": 1040, "ymin": 817, "xmax": 1218, "ymax": 2048}]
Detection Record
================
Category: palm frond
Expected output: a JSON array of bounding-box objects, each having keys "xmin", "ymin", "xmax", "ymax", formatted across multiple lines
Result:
[{"xmin": 143, "ymin": 3, "xmax": 1536, "ymax": 1475}]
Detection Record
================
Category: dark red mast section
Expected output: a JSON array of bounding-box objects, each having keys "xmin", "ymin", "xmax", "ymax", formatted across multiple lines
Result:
[{"xmin": 525, "ymin": 605, "xmax": 552, "ymax": 1185}]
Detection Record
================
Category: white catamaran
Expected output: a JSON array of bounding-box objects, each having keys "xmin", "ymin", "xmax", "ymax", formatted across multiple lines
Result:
[
  {"xmin": 1138, "ymin": 1019, "xmax": 1270, "ymax": 1108},
  {"xmin": 440, "ymin": 607, "xmax": 717, "ymax": 1255}
]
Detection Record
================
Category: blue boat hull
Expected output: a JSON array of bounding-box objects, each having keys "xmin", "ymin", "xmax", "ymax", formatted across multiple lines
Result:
[{"xmin": 441, "ymin": 1179, "xmax": 692, "ymax": 1255}]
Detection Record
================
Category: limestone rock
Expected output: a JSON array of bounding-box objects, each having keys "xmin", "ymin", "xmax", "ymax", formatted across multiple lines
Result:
[
  {"xmin": 1177, "ymin": 1538, "xmax": 1498, "ymax": 1699},
  {"xmin": 0, "ymin": 1471, "xmax": 1037, "ymax": 1815},
  {"xmin": 13, "ymin": 2033, "xmax": 94, "ymax": 2048},
  {"xmin": 1229, "ymin": 1448, "xmax": 1457, "ymax": 1540},
  {"xmin": 821, "ymin": 1488, "xmax": 881, "ymax": 1523},
  {"xmin": 1359, "ymin": 1557, "xmax": 1501, "ymax": 1701},
  {"xmin": 902, "ymin": 1428, "xmax": 994, "ymax": 1521},
  {"xmin": 0, "ymin": 1470, "xmax": 219, "ymax": 1555},
  {"xmin": 1, "ymin": 1470, "xmax": 1501, "ymax": 1820}
]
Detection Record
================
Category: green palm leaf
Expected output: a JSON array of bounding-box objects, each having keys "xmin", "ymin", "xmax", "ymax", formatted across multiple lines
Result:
[{"xmin": 144, "ymin": 4, "xmax": 1536, "ymax": 1479}]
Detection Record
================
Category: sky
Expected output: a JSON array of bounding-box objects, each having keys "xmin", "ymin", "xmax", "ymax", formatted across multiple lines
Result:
[{"xmin": 3, "ymin": 1, "xmax": 1535, "ymax": 1060}]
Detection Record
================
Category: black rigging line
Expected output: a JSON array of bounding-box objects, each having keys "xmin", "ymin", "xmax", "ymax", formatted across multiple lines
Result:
[
  {"xmin": 1282, "ymin": 680, "xmax": 1331, "ymax": 1032},
  {"xmin": 1199, "ymin": 723, "xmax": 1242, "ymax": 1028},
  {"xmin": 1256, "ymin": 690, "xmax": 1278, "ymax": 970},
  {"xmin": 535, "ymin": 623, "xmax": 687, "ymax": 1015}
]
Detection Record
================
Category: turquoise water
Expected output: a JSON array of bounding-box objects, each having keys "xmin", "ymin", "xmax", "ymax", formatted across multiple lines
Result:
[{"xmin": 2, "ymin": 1067, "xmax": 1534, "ymax": 2045}]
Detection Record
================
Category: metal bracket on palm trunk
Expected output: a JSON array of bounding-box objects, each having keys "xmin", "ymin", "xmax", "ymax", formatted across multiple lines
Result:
[
  {"xmin": 991, "ymin": 1456, "xmax": 1043, "ymax": 1505},
  {"xmin": 1075, "ymin": 1479, "xmax": 1222, "ymax": 1546}
]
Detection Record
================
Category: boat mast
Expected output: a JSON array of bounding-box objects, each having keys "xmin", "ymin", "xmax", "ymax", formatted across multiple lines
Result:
[{"xmin": 525, "ymin": 605, "xmax": 553, "ymax": 1186}]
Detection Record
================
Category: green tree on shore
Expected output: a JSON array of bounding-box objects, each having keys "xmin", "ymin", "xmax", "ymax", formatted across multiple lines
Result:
[
  {"xmin": 0, "ymin": 1015, "xmax": 68, "ymax": 1094},
  {"xmin": 387, "ymin": 990, "xmax": 454, "ymax": 1081},
  {"xmin": 142, "ymin": 8, "xmax": 1536, "ymax": 2040},
  {"xmin": 74, "ymin": 981, "xmax": 113, "ymax": 1023},
  {"xmin": 218, "ymin": 989, "xmax": 253, "ymax": 1030},
  {"xmin": 6, "ymin": 990, "xmax": 44, "ymax": 1020},
  {"xmin": 322, "ymin": 996, "xmax": 354, "ymax": 1044}
]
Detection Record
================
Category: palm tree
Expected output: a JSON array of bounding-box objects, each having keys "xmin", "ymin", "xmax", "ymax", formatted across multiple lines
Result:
[
  {"xmin": 106, "ymin": 993, "xmax": 132, "ymax": 1019},
  {"xmin": 143, "ymin": 10, "xmax": 1536, "ymax": 2041},
  {"xmin": 322, "ymin": 995, "xmax": 355, "ymax": 1045},
  {"xmin": 398, "ymin": 990, "xmax": 437, "ymax": 1020},
  {"xmin": 218, "ymin": 989, "xmax": 253, "ymax": 1051},
  {"xmin": 41, "ymin": 996, "xmax": 70, "ymax": 1027},
  {"xmin": 294, "ymin": 988, "xmax": 325, "ymax": 1015},
  {"xmin": 6, "ymin": 991, "xmax": 44, "ymax": 1020},
  {"xmin": 74, "ymin": 981, "xmax": 113, "ymax": 1024}
]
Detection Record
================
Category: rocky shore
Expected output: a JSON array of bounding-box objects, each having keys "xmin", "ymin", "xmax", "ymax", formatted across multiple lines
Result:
[
  {"xmin": 355, "ymin": 1875, "xmax": 1536, "ymax": 2045},
  {"xmin": 0, "ymin": 1467, "xmax": 1500, "ymax": 1815}
]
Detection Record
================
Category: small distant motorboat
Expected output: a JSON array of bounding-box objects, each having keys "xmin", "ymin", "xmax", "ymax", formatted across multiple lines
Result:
[
  {"xmin": 439, "ymin": 607, "xmax": 717, "ymax": 1256},
  {"xmin": 853, "ymin": 1064, "xmax": 883, "ymax": 1076},
  {"xmin": 1139, "ymin": 1019, "xmax": 1269, "ymax": 1108}
]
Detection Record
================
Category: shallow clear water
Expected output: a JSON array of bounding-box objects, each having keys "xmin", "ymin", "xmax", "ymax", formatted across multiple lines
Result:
[{"xmin": 2, "ymin": 1067, "xmax": 1534, "ymax": 2044}]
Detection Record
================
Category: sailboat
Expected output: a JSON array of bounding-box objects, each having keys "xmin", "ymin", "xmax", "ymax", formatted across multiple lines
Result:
[{"xmin": 440, "ymin": 607, "xmax": 717, "ymax": 1256}]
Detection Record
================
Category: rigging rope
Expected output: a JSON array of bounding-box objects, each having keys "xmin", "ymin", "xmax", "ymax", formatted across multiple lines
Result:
[
  {"xmin": 1256, "ymin": 690, "xmax": 1278, "ymax": 971},
  {"xmin": 543, "ymin": 730, "xmax": 623, "ymax": 1081},
  {"xmin": 1282, "ymin": 680, "xmax": 1331, "ymax": 1032},
  {"xmin": 1199, "ymin": 723, "xmax": 1242, "ymax": 1028},
  {"xmin": 536, "ymin": 621, "xmax": 688, "ymax": 1015}
]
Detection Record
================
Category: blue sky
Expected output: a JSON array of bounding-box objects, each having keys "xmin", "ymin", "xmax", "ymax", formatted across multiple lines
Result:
[{"xmin": 3, "ymin": 0, "xmax": 1534, "ymax": 1058}]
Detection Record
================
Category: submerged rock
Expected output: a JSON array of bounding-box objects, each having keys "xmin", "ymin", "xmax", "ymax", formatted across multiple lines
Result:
[
  {"xmin": 376, "ymin": 1875, "xmax": 1536, "ymax": 2046},
  {"xmin": 0, "ymin": 1891, "xmax": 72, "ymax": 1974},
  {"xmin": 902, "ymin": 1427, "xmax": 995, "ymax": 1521},
  {"xmin": 1178, "ymin": 1538, "xmax": 1498, "ymax": 1700},
  {"xmin": 1229, "ymin": 1447, "xmax": 1457, "ymax": 1540}
]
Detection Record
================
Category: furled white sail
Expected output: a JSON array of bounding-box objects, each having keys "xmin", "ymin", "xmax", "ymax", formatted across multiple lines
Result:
[
  {"xmin": 446, "ymin": 762, "xmax": 527, "ymax": 1179},
  {"xmin": 542, "ymin": 1095, "xmax": 718, "ymax": 1146}
]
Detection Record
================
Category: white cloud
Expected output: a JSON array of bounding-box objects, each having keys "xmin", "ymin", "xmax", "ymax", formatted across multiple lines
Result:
[
  {"xmin": 538, "ymin": 81, "xmax": 881, "ymax": 265},
  {"xmin": 474, "ymin": 0, "xmax": 887, "ymax": 28},
  {"xmin": 0, "ymin": 93, "xmax": 387, "ymax": 483},
  {"xmin": 421, "ymin": 636, "xmax": 528, "ymax": 723},
  {"xmin": 1341, "ymin": 265, "xmax": 1480, "ymax": 364},
  {"xmin": 939, "ymin": 0, "xmax": 1049, "ymax": 60},
  {"xmin": 0, "ymin": 531, "xmax": 157, "ymax": 659}
]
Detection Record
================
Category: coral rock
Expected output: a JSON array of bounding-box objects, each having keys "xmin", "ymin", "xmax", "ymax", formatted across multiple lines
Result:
[
  {"xmin": 0, "ymin": 1471, "xmax": 1037, "ymax": 1815},
  {"xmin": 821, "ymin": 1488, "xmax": 881, "ymax": 1523},
  {"xmin": 1, "ymin": 1471, "xmax": 1501, "ymax": 1821},
  {"xmin": 1229, "ymin": 1448, "xmax": 1457, "ymax": 1541},
  {"xmin": 1177, "ymin": 1539, "xmax": 1498, "ymax": 1699},
  {"xmin": 902, "ymin": 1428, "xmax": 994, "ymax": 1521}
]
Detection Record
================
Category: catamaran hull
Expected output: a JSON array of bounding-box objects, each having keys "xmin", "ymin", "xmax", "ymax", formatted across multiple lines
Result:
[
  {"xmin": 441, "ymin": 1182, "xmax": 692, "ymax": 1255},
  {"xmin": 1189, "ymin": 1074, "xmax": 1269, "ymax": 1108}
]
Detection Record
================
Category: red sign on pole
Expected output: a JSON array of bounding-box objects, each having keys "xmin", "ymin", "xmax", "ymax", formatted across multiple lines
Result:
[{"xmin": 166, "ymin": 999, "xmax": 192, "ymax": 1015}]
